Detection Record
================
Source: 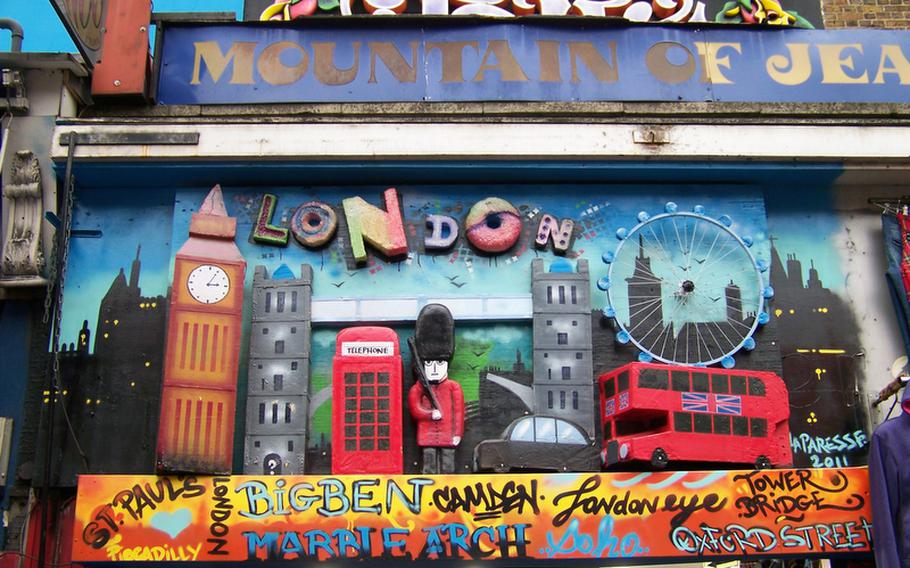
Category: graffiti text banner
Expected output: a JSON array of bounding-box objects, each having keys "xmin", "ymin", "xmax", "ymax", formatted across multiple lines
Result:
[
  {"xmin": 74, "ymin": 468, "xmax": 871, "ymax": 562},
  {"xmin": 158, "ymin": 24, "xmax": 910, "ymax": 105}
]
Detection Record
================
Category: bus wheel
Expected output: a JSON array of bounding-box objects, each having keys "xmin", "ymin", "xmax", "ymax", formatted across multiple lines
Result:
[
  {"xmin": 650, "ymin": 448, "xmax": 668, "ymax": 469},
  {"xmin": 755, "ymin": 456, "xmax": 771, "ymax": 470}
]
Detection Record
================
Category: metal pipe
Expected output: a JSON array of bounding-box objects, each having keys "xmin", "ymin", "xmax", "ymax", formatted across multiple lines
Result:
[{"xmin": 0, "ymin": 18, "xmax": 24, "ymax": 53}]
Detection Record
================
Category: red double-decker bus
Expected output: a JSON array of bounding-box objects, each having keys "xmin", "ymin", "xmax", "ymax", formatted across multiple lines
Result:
[{"xmin": 599, "ymin": 363, "xmax": 792, "ymax": 469}]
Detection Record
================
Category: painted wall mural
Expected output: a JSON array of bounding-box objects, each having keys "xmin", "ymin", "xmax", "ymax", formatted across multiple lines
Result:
[
  {"xmin": 244, "ymin": 0, "xmax": 819, "ymax": 27},
  {"xmin": 53, "ymin": 181, "xmax": 872, "ymax": 561},
  {"xmin": 766, "ymin": 189, "xmax": 870, "ymax": 471},
  {"xmin": 73, "ymin": 469, "xmax": 870, "ymax": 562}
]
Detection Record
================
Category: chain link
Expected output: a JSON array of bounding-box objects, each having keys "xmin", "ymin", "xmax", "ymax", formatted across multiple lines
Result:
[{"xmin": 43, "ymin": 171, "xmax": 76, "ymax": 391}]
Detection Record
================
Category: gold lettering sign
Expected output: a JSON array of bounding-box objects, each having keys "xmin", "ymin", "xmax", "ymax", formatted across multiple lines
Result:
[
  {"xmin": 257, "ymin": 41, "xmax": 310, "ymax": 85},
  {"xmin": 818, "ymin": 44, "xmax": 869, "ymax": 84},
  {"xmin": 426, "ymin": 41, "xmax": 480, "ymax": 83},
  {"xmin": 191, "ymin": 41, "xmax": 256, "ymax": 85},
  {"xmin": 695, "ymin": 42, "xmax": 741, "ymax": 84},
  {"xmin": 873, "ymin": 45, "xmax": 910, "ymax": 85},
  {"xmin": 765, "ymin": 43, "xmax": 812, "ymax": 86}
]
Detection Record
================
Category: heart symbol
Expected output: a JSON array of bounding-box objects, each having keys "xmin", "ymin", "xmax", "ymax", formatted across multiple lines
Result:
[{"xmin": 150, "ymin": 509, "xmax": 192, "ymax": 539}]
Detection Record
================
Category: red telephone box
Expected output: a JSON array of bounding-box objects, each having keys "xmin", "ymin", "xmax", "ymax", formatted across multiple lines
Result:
[{"xmin": 332, "ymin": 327, "xmax": 403, "ymax": 474}]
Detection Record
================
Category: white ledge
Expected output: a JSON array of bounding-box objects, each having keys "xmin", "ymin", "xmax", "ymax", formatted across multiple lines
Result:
[{"xmin": 51, "ymin": 122, "xmax": 910, "ymax": 162}]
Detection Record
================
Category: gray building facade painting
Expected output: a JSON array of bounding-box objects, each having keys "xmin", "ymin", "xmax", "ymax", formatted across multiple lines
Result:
[
  {"xmin": 531, "ymin": 258, "xmax": 595, "ymax": 436},
  {"xmin": 243, "ymin": 264, "xmax": 313, "ymax": 474}
]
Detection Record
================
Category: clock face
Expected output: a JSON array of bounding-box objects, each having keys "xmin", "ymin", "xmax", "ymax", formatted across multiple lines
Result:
[{"xmin": 186, "ymin": 264, "xmax": 231, "ymax": 304}]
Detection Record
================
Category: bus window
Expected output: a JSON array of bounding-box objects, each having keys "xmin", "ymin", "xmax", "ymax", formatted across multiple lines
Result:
[
  {"xmin": 674, "ymin": 412, "xmax": 692, "ymax": 432},
  {"xmin": 733, "ymin": 416, "xmax": 749, "ymax": 436},
  {"xmin": 617, "ymin": 414, "xmax": 667, "ymax": 436},
  {"xmin": 603, "ymin": 378, "xmax": 616, "ymax": 398},
  {"xmin": 712, "ymin": 374, "xmax": 729, "ymax": 394},
  {"xmin": 731, "ymin": 375, "xmax": 747, "ymax": 395},
  {"xmin": 618, "ymin": 371, "xmax": 629, "ymax": 392},
  {"xmin": 603, "ymin": 421, "xmax": 613, "ymax": 439},
  {"xmin": 713, "ymin": 415, "xmax": 731, "ymax": 435},
  {"xmin": 748, "ymin": 377, "xmax": 766, "ymax": 397},
  {"xmin": 694, "ymin": 413, "xmax": 711, "ymax": 433},
  {"xmin": 672, "ymin": 371, "xmax": 689, "ymax": 391},
  {"xmin": 750, "ymin": 418, "xmax": 767, "ymax": 437},
  {"xmin": 692, "ymin": 372, "xmax": 709, "ymax": 393},
  {"xmin": 638, "ymin": 368, "xmax": 668, "ymax": 389}
]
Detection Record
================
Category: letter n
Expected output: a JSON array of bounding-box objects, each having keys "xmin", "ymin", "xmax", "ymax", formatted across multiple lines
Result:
[
  {"xmin": 342, "ymin": 188, "xmax": 409, "ymax": 262},
  {"xmin": 535, "ymin": 214, "xmax": 575, "ymax": 254}
]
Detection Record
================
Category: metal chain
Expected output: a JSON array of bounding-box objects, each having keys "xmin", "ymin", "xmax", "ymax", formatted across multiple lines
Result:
[
  {"xmin": 50, "ymin": 175, "xmax": 75, "ymax": 380},
  {"xmin": 42, "ymin": 168, "xmax": 75, "ymax": 398}
]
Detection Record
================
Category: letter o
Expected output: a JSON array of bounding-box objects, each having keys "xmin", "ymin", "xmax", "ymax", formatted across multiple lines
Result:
[
  {"xmin": 671, "ymin": 527, "xmax": 698, "ymax": 553},
  {"xmin": 210, "ymin": 522, "xmax": 229, "ymax": 537},
  {"xmin": 291, "ymin": 201, "xmax": 338, "ymax": 248},
  {"xmin": 646, "ymin": 42, "xmax": 696, "ymax": 84},
  {"xmin": 258, "ymin": 41, "xmax": 310, "ymax": 86},
  {"xmin": 465, "ymin": 197, "xmax": 522, "ymax": 253}
]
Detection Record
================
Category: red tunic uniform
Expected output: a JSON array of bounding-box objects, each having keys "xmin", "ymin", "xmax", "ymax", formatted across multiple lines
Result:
[{"xmin": 408, "ymin": 378, "xmax": 464, "ymax": 447}]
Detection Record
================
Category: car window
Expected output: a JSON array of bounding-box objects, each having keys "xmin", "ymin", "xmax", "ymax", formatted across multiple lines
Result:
[
  {"xmin": 534, "ymin": 417, "xmax": 557, "ymax": 443},
  {"xmin": 556, "ymin": 420, "xmax": 587, "ymax": 445},
  {"xmin": 509, "ymin": 418, "xmax": 534, "ymax": 442}
]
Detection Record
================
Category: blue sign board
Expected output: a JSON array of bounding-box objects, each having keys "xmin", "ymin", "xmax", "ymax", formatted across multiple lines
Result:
[{"xmin": 157, "ymin": 23, "xmax": 910, "ymax": 104}]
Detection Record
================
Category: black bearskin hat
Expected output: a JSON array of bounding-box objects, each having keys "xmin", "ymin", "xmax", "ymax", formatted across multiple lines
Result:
[{"xmin": 415, "ymin": 303, "xmax": 455, "ymax": 361}]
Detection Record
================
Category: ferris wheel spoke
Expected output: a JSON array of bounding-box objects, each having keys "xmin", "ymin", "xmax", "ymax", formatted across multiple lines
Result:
[
  {"xmin": 645, "ymin": 292, "xmax": 688, "ymax": 359},
  {"xmin": 671, "ymin": 216, "xmax": 686, "ymax": 256},
  {"xmin": 609, "ymin": 256, "xmax": 669, "ymax": 285},
  {"xmin": 711, "ymin": 321, "xmax": 739, "ymax": 352},
  {"xmin": 726, "ymin": 317, "xmax": 754, "ymax": 334},
  {"xmin": 685, "ymin": 323, "xmax": 691, "ymax": 365},
  {"xmin": 690, "ymin": 244, "xmax": 747, "ymax": 286},
  {"xmin": 694, "ymin": 323, "xmax": 713, "ymax": 364},
  {"xmin": 691, "ymin": 227, "xmax": 721, "ymax": 265},
  {"xmin": 627, "ymin": 297, "xmax": 663, "ymax": 319},
  {"xmin": 702, "ymin": 322, "xmax": 722, "ymax": 361},
  {"xmin": 643, "ymin": 227, "xmax": 679, "ymax": 267},
  {"xmin": 643, "ymin": 227, "xmax": 687, "ymax": 283},
  {"xmin": 682, "ymin": 218, "xmax": 702, "ymax": 272},
  {"xmin": 639, "ymin": 293, "xmax": 686, "ymax": 345},
  {"xmin": 645, "ymin": 322, "xmax": 671, "ymax": 360},
  {"xmin": 627, "ymin": 300, "xmax": 666, "ymax": 335}
]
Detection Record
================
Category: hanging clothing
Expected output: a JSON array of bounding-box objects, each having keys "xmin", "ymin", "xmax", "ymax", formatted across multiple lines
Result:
[
  {"xmin": 882, "ymin": 214, "xmax": 910, "ymax": 358},
  {"xmin": 869, "ymin": 384, "xmax": 910, "ymax": 567}
]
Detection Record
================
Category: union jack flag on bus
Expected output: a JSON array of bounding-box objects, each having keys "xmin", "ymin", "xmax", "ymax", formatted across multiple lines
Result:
[
  {"xmin": 715, "ymin": 394, "xmax": 743, "ymax": 415},
  {"xmin": 681, "ymin": 392, "xmax": 709, "ymax": 413},
  {"xmin": 605, "ymin": 399, "xmax": 616, "ymax": 417}
]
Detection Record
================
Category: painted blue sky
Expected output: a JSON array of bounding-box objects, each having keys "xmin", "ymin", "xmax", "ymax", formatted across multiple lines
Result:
[
  {"xmin": 59, "ymin": 184, "xmax": 847, "ymax": 351},
  {"xmin": 171, "ymin": 185, "xmax": 771, "ymax": 309},
  {"xmin": 59, "ymin": 189, "xmax": 175, "ymax": 345},
  {"xmin": 1, "ymin": 1, "xmax": 243, "ymax": 52},
  {"xmin": 766, "ymin": 188, "xmax": 845, "ymax": 292}
]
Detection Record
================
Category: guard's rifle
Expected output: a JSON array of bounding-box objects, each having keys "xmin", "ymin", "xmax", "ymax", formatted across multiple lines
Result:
[{"xmin": 407, "ymin": 336, "xmax": 441, "ymax": 412}]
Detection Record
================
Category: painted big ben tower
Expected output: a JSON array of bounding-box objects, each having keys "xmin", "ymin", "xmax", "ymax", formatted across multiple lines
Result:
[{"xmin": 156, "ymin": 185, "xmax": 247, "ymax": 474}]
